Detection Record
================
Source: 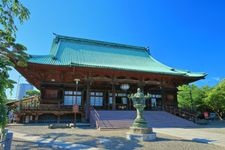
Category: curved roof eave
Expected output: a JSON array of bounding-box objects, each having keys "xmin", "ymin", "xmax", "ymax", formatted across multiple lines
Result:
[{"xmin": 28, "ymin": 58, "xmax": 206, "ymax": 79}]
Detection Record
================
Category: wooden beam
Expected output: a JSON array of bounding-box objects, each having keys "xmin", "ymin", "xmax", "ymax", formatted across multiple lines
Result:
[
  {"xmin": 112, "ymin": 83, "xmax": 116, "ymax": 110},
  {"xmin": 85, "ymin": 81, "xmax": 90, "ymax": 121}
]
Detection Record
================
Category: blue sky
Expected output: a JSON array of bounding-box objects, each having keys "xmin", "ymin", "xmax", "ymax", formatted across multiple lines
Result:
[{"xmin": 7, "ymin": 0, "xmax": 225, "ymax": 99}]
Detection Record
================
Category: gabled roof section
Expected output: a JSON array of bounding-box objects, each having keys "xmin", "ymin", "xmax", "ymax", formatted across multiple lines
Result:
[{"xmin": 29, "ymin": 34, "xmax": 206, "ymax": 78}]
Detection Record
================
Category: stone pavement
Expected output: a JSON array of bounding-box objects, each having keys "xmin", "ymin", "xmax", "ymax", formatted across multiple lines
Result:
[
  {"xmin": 154, "ymin": 128, "xmax": 225, "ymax": 148},
  {"xmin": 13, "ymin": 132, "xmax": 98, "ymax": 150},
  {"xmin": 9, "ymin": 125, "xmax": 225, "ymax": 150}
]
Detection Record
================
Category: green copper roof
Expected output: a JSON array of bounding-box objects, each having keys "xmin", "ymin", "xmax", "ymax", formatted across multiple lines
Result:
[{"xmin": 29, "ymin": 34, "xmax": 206, "ymax": 78}]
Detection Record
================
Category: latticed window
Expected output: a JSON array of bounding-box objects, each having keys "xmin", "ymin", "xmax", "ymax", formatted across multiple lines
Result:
[
  {"xmin": 64, "ymin": 91, "xmax": 82, "ymax": 106},
  {"xmin": 90, "ymin": 92, "xmax": 103, "ymax": 106},
  {"xmin": 109, "ymin": 93, "xmax": 127, "ymax": 104},
  {"xmin": 149, "ymin": 94, "xmax": 162, "ymax": 98}
]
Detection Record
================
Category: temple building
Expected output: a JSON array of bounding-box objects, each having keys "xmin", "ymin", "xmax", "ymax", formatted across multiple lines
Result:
[{"xmin": 13, "ymin": 34, "xmax": 206, "ymax": 123}]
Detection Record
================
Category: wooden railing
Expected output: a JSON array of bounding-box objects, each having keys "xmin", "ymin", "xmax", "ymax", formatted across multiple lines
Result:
[
  {"xmin": 21, "ymin": 104, "xmax": 86, "ymax": 112},
  {"xmin": 17, "ymin": 96, "xmax": 84, "ymax": 112},
  {"xmin": 163, "ymin": 106, "xmax": 196, "ymax": 121}
]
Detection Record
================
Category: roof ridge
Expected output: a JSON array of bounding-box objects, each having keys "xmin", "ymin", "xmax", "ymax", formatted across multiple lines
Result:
[
  {"xmin": 29, "ymin": 54, "xmax": 52, "ymax": 58},
  {"xmin": 54, "ymin": 33, "xmax": 148, "ymax": 51}
]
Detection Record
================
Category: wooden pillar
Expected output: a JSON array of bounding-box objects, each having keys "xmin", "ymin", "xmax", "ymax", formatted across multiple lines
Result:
[
  {"xmin": 128, "ymin": 96, "xmax": 132, "ymax": 110},
  {"xmin": 138, "ymin": 82, "xmax": 145, "ymax": 91},
  {"xmin": 161, "ymin": 86, "xmax": 166, "ymax": 110},
  {"xmin": 174, "ymin": 88, "xmax": 178, "ymax": 108},
  {"xmin": 112, "ymin": 84, "xmax": 116, "ymax": 110},
  {"xmin": 58, "ymin": 101, "xmax": 60, "ymax": 109},
  {"xmin": 107, "ymin": 90, "xmax": 111, "ymax": 110},
  {"xmin": 103, "ymin": 90, "xmax": 106, "ymax": 109},
  {"xmin": 57, "ymin": 115, "xmax": 60, "ymax": 123},
  {"xmin": 74, "ymin": 113, "xmax": 76, "ymax": 126},
  {"xmin": 59, "ymin": 87, "xmax": 64, "ymax": 107},
  {"xmin": 85, "ymin": 81, "xmax": 90, "ymax": 121},
  {"xmin": 35, "ymin": 114, "xmax": 39, "ymax": 123},
  {"xmin": 40, "ymin": 86, "xmax": 45, "ymax": 99}
]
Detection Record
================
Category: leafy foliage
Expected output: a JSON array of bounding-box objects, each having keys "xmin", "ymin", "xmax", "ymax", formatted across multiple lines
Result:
[
  {"xmin": 177, "ymin": 84, "xmax": 210, "ymax": 111},
  {"xmin": 177, "ymin": 85, "xmax": 192, "ymax": 110},
  {"xmin": 0, "ymin": 0, "xmax": 30, "ymax": 131},
  {"xmin": 25, "ymin": 90, "xmax": 40, "ymax": 97},
  {"xmin": 178, "ymin": 80, "xmax": 225, "ymax": 120},
  {"xmin": 194, "ymin": 86, "xmax": 211, "ymax": 112},
  {"xmin": 205, "ymin": 79, "xmax": 225, "ymax": 120}
]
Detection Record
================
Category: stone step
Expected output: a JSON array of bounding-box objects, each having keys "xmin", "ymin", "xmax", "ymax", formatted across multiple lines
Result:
[{"xmin": 90, "ymin": 110, "xmax": 197, "ymax": 129}]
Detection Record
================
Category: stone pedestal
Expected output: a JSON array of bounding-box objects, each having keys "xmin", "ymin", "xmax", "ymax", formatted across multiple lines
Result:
[
  {"xmin": 126, "ymin": 127, "xmax": 156, "ymax": 141},
  {"xmin": 127, "ymin": 88, "xmax": 157, "ymax": 141},
  {"xmin": 127, "ymin": 132, "xmax": 156, "ymax": 141}
]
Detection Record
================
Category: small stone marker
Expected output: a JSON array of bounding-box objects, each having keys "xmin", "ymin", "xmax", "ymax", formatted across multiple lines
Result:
[{"xmin": 4, "ymin": 131, "xmax": 13, "ymax": 150}]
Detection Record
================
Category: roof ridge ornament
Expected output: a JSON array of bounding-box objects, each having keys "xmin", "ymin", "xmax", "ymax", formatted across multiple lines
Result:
[{"xmin": 146, "ymin": 47, "xmax": 151, "ymax": 55}]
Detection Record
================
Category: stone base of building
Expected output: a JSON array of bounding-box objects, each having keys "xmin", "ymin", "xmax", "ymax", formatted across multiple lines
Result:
[{"xmin": 126, "ymin": 127, "xmax": 156, "ymax": 141}]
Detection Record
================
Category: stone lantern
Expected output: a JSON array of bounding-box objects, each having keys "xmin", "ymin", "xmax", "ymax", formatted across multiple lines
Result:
[{"xmin": 127, "ymin": 88, "xmax": 156, "ymax": 141}]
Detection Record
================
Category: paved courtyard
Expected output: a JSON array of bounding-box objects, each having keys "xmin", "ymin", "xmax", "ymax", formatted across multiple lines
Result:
[{"xmin": 7, "ymin": 121, "xmax": 225, "ymax": 150}]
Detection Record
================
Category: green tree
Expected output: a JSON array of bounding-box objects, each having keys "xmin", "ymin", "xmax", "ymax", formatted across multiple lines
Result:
[
  {"xmin": 177, "ymin": 85, "xmax": 193, "ymax": 110},
  {"xmin": 25, "ymin": 90, "xmax": 40, "ymax": 97},
  {"xmin": 194, "ymin": 86, "xmax": 211, "ymax": 112},
  {"xmin": 177, "ymin": 84, "xmax": 211, "ymax": 112},
  {"xmin": 205, "ymin": 79, "xmax": 225, "ymax": 120},
  {"xmin": 0, "ymin": 0, "xmax": 29, "ymax": 132}
]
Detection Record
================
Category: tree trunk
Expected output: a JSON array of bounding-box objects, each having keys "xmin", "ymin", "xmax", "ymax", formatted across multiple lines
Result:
[
  {"xmin": 216, "ymin": 111, "xmax": 223, "ymax": 120},
  {"xmin": 0, "ymin": 128, "xmax": 2, "ymax": 141}
]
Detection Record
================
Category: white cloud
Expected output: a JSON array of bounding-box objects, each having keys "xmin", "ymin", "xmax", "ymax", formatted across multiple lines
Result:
[{"xmin": 212, "ymin": 77, "xmax": 220, "ymax": 81}]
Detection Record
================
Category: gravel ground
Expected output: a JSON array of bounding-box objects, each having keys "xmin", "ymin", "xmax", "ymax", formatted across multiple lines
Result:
[
  {"xmin": 11, "ymin": 138, "xmax": 55, "ymax": 150},
  {"xmin": 196, "ymin": 120, "xmax": 225, "ymax": 134},
  {"xmin": 7, "ymin": 123, "xmax": 225, "ymax": 150}
]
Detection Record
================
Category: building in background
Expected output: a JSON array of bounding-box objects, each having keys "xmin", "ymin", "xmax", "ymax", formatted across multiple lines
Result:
[{"xmin": 16, "ymin": 83, "xmax": 34, "ymax": 100}]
